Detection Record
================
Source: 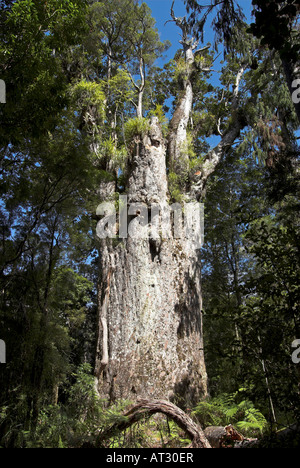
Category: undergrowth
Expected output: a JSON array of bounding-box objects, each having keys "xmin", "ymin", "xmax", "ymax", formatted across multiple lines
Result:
[
  {"xmin": 1, "ymin": 365, "xmax": 273, "ymax": 448},
  {"xmin": 192, "ymin": 392, "xmax": 269, "ymax": 438}
]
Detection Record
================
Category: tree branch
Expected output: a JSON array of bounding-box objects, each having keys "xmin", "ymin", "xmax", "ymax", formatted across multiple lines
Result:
[
  {"xmin": 96, "ymin": 399, "xmax": 211, "ymax": 448},
  {"xmin": 191, "ymin": 111, "xmax": 246, "ymax": 199}
]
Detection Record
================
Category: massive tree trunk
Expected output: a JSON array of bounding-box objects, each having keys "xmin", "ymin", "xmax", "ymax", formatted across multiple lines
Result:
[
  {"xmin": 95, "ymin": 116, "xmax": 207, "ymax": 407},
  {"xmin": 94, "ymin": 5, "xmax": 248, "ymax": 408}
]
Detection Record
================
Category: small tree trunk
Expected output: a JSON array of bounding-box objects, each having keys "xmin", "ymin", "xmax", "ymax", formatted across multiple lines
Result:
[{"xmin": 136, "ymin": 90, "xmax": 144, "ymax": 119}]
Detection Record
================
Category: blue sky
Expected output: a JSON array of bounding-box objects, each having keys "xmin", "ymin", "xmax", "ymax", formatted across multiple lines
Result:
[
  {"xmin": 145, "ymin": 0, "xmax": 254, "ymax": 63},
  {"xmin": 143, "ymin": 0, "xmax": 255, "ymax": 101},
  {"xmin": 143, "ymin": 0, "xmax": 254, "ymax": 146},
  {"xmin": 140, "ymin": 0, "xmax": 252, "ymax": 146}
]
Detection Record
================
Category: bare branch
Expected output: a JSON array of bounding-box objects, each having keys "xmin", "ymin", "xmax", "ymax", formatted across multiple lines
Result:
[{"xmin": 232, "ymin": 65, "xmax": 246, "ymax": 107}]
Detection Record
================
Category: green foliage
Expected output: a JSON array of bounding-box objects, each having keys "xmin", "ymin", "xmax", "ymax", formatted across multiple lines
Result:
[
  {"xmin": 94, "ymin": 138, "xmax": 128, "ymax": 173},
  {"xmin": 0, "ymin": 0, "xmax": 88, "ymax": 146},
  {"xmin": 184, "ymin": 0, "xmax": 245, "ymax": 51},
  {"xmin": 19, "ymin": 364, "xmax": 131, "ymax": 448},
  {"xmin": 180, "ymin": 132, "xmax": 197, "ymax": 163},
  {"xmin": 107, "ymin": 70, "xmax": 135, "ymax": 109},
  {"xmin": 174, "ymin": 56, "xmax": 190, "ymax": 86},
  {"xmin": 168, "ymin": 172, "xmax": 186, "ymax": 203},
  {"xmin": 249, "ymin": 0, "xmax": 300, "ymax": 62},
  {"xmin": 87, "ymin": 0, "xmax": 170, "ymax": 119},
  {"xmin": 103, "ymin": 415, "xmax": 192, "ymax": 449},
  {"xmin": 167, "ymin": 131, "xmax": 200, "ymax": 200},
  {"xmin": 193, "ymin": 393, "xmax": 268, "ymax": 438},
  {"xmin": 239, "ymin": 195, "xmax": 300, "ymax": 420},
  {"xmin": 148, "ymin": 105, "xmax": 169, "ymax": 136},
  {"xmin": 72, "ymin": 80, "xmax": 106, "ymax": 111},
  {"xmin": 71, "ymin": 80, "xmax": 106, "ymax": 135},
  {"xmin": 50, "ymin": 268, "xmax": 93, "ymax": 331},
  {"xmin": 202, "ymin": 116, "xmax": 300, "ymax": 428},
  {"xmin": 124, "ymin": 117, "xmax": 150, "ymax": 143}
]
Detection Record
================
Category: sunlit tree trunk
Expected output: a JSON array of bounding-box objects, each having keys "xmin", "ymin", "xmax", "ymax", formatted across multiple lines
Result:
[
  {"xmin": 95, "ymin": 117, "xmax": 207, "ymax": 407},
  {"xmin": 94, "ymin": 5, "xmax": 247, "ymax": 408}
]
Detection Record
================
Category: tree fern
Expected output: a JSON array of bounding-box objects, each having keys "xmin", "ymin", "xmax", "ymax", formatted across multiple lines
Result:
[{"xmin": 193, "ymin": 392, "xmax": 268, "ymax": 438}]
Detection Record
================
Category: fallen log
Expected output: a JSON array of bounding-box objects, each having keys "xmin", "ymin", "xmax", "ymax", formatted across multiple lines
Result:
[
  {"xmin": 96, "ymin": 398, "xmax": 212, "ymax": 448},
  {"xmin": 204, "ymin": 425, "xmax": 244, "ymax": 448}
]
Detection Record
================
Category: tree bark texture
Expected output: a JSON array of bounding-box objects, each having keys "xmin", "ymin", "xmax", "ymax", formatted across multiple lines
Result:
[{"xmin": 95, "ymin": 117, "xmax": 207, "ymax": 407}]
